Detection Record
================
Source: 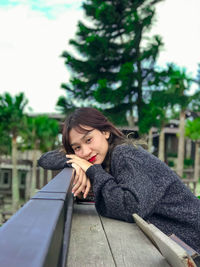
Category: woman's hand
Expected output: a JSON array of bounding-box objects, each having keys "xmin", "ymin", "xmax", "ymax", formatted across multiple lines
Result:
[
  {"xmin": 71, "ymin": 163, "xmax": 91, "ymax": 199},
  {"xmin": 66, "ymin": 154, "xmax": 92, "ymax": 172}
]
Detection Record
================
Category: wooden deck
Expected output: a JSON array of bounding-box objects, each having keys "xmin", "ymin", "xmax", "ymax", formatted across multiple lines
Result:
[{"xmin": 67, "ymin": 204, "xmax": 170, "ymax": 267}]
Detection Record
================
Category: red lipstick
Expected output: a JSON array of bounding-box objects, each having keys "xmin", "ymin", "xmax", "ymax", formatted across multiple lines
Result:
[{"xmin": 89, "ymin": 155, "xmax": 96, "ymax": 163}]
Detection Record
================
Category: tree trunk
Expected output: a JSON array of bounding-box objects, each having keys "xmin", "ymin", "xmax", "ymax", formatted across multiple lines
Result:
[
  {"xmin": 12, "ymin": 136, "xmax": 20, "ymax": 212},
  {"xmin": 158, "ymin": 127, "xmax": 165, "ymax": 161},
  {"xmin": 39, "ymin": 167, "xmax": 44, "ymax": 189},
  {"xmin": 25, "ymin": 170, "xmax": 31, "ymax": 201},
  {"xmin": 148, "ymin": 128, "xmax": 153, "ymax": 153},
  {"xmin": 194, "ymin": 142, "xmax": 199, "ymax": 183},
  {"xmin": 185, "ymin": 139, "xmax": 192, "ymax": 159},
  {"xmin": 47, "ymin": 170, "xmax": 52, "ymax": 183},
  {"xmin": 31, "ymin": 148, "xmax": 38, "ymax": 197},
  {"xmin": 177, "ymin": 110, "xmax": 185, "ymax": 177},
  {"xmin": 127, "ymin": 115, "xmax": 135, "ymax": 127}
]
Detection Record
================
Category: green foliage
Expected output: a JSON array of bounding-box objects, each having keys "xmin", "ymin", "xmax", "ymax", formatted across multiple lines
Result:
[
  {"xmin": 185, "ymin": 117, "xmax": 200, "ymax": 141},
  {"xmin": 0, "ymin": 92, "xmax": 28, "ymax": 135},
  {"xmin": 168, "ymin": 160, "xmax": 174, "ymax": 167},
  {"xmin": 59, "ymin": 0, "xmax": 164, "ymax": 126},
  {"xmin": 190, "ymin": 63, "xmax": 200, "ymax": 111},
  {"xmin": 0, "ymin": 92, "xmax": 28, "ymax": 153},
  {"xmin": 0, "ymin": 132, "xmax": 11, "ymax": 155},
  {"xmin": 166, "ymin": 64, "xmax": 192, "ymax": 109},
  {"xmin": 100, "ymin": 104, "xmax": 130, "ymax": 126},
  {"xmin": 56, "ymin": 95, "xmax": 76, "ymax": 115},
  {"xmin": 139, "ymin": 64, "xmax": 193, "ymax": 134},
  {"xmin": 184, "ymin": 158, "xmax": 194, "ymax": 167},
  {"xmin": 167, "ymin": 152, "xmax": 177, "ymax": 158},
  {"xmin": 139, "ymin": 90, "xmax": 168, "ymax": 133},
  {"xmin": 21, "ymin": 115, "xmax": 60, "ymax": 152}
]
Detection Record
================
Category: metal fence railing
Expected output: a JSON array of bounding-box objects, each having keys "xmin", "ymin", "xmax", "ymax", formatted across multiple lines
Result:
[{"xmin": 0, "ymin": 168, "xmax": 73, "ymax": 267}]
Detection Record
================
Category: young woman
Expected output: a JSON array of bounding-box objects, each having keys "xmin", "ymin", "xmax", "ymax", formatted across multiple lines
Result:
[{"xmin": 38, "ymin": 107, "xmax": 200, "ymax": 253}]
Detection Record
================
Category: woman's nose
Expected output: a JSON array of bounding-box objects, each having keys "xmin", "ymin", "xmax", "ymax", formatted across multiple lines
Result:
[{"xmin": 82, "ymin": 145, "xmax": 92, "ymax": 157}]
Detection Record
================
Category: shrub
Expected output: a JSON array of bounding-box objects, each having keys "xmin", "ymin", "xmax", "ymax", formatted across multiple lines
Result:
[
  {"xmin": 184, "ymin": 158, "xmax": 194, "ymax": 167},
  {"xmin": 168, "ymin": 160, "xmax": 175, "ymax": 167}
]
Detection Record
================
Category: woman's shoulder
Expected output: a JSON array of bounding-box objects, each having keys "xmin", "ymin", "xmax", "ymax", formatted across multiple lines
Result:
[
  {"xmin": 111, "ymin": 143, "xmax": 145, "ymax": 160},
  {"xmin": 111, "ymin": 143, "xmax": 157, "ymax": 167},
  {"xmin": 112, "ymin": 143, "xmax": 145, "ymax": 155}
]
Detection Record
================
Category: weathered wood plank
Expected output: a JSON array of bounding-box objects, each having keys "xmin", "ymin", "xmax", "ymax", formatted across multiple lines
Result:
[
  {"xmin": 133, "ymin": 213, "xmax": 196, "ymax": 266},
  {"xmin": 100, "ymin": 216, "xmax": 170, "ymax": 267},
  {"xmin": 67, "ymin": 204, "xmax": 115, "ymax": 267}
]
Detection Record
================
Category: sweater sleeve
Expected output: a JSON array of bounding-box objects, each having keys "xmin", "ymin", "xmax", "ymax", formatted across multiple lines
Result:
[
  {"xmin": 37, "ymin": 149, "xmax": 70, "ymax": 170},
  {"xmin": 86, "ymin": 145, "xmax": 170, "ymax": 223}
]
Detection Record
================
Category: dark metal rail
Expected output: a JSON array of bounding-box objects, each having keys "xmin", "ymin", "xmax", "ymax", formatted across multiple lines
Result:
[{"xmin": 0, "ymin": 168, "xmax": 73, "ymax": 267}]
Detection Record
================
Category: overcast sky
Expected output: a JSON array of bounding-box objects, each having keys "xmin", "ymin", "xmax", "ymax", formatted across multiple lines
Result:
[{"xmin": 0, "ymin": 0, "xmax": 199, "ymax": 113}]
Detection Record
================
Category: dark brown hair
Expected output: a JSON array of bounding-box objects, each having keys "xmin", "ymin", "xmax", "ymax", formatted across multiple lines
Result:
[{"xmin": 62, "ymin": 107, "xmax": 125, "ymax": 153}]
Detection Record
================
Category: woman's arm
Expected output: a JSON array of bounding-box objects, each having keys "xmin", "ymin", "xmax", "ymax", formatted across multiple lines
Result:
[
  {"xmin": 86, "ymin": 146, "xmax": 170, "ymax": 222},
  {"xmin": 38, "ymin": 149, "xmax": 70, "ymax": 170}
]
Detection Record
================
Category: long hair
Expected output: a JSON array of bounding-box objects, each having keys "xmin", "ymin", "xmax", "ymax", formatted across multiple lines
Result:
[{"xmin": 62, "ymin": 107, "xmax": 125, "ymax": 154}]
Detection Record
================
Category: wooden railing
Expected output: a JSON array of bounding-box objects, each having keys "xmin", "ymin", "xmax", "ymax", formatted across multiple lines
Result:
[{"xmin": 0, "ymin": 168, "xmax": 73, "ymax": 267}]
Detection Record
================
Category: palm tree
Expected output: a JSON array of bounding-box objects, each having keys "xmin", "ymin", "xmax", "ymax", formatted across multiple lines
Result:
[
  {"xmin": 22, "ymin": 115, "xmax": 60, "ymax": 197},
  {"xmin": 0, "ymin": 92, "xmax": 28, "ymax": 211}
]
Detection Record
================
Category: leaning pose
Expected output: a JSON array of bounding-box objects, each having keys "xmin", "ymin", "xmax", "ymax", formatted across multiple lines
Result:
[{"xmin": 38, "ymin": 107, "xmax": 200, "ymax": 253}]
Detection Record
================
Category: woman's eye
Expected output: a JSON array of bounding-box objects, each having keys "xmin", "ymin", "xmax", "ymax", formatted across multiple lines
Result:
[
  {"xmin": 74, "ymin": 146, "xmax": 80, "ymax": 151},
  {"xmin": 86, "ymin": 138, "xmax": 92, "ymax": 144}
]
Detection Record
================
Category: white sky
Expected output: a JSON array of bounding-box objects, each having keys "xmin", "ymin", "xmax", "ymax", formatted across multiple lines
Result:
[{"xmin": 0, "ymin": 0, "xmax": 199, "ymax": 113}]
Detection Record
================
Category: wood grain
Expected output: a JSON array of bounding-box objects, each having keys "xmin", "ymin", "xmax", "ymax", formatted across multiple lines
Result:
[
  {"xmin": 67, "ymin": 204, "xmax": 115, "ymax": 267},
  {"xmin": 101, "ymin": 216, "xmax": 170, "ymax": 267}
]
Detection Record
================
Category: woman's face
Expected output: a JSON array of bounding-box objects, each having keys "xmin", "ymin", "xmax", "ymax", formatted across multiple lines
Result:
[{"xmin": 69, "ymin": 126, "xmax": 110, "ymax": 164}]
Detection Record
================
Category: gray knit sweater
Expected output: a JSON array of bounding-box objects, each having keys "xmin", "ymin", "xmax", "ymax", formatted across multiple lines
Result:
[{"xmin": 38, "ymin": 144, "xmax": 200, "ymax": 253}]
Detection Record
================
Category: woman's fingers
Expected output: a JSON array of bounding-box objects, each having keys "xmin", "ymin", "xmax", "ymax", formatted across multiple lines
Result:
[
  {"xmin": 73, "ymin": 178, "xmax": 86, "ymax": 197},
  {"xmin": 72, "ymin": 169, "xmax": 86, "ymax": 196},
  {"xmin": 72, "ymin": 163, "xmax": 81, "ymax": 185},
  {"xmin": 83, "ymin": 179, "xmax": 91, "ymax": 199},
  {"xmin": 71, "ymin": 161, "xmax": 91, "ymax": 198},
  {"xmin": 72, "ymin": 171, "xmax": 83, "ymax": 194},
  {"xmin": 67, "ymin": 154, "xmax": 92, "ymax": 172}
]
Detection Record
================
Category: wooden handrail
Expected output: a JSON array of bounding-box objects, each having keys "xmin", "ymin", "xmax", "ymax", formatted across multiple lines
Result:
[{"xmin": 0, "ymin": 168, "xmax": 73, "ymax": 267}]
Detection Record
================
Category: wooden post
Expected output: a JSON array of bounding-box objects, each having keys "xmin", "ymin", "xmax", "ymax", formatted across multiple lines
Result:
[
  {"xmin": 177, "ymin": 110, "xmax": 185, "ymax": 177},
  {"xmin": 47, "ymin": 170, "xmax": 52, "ymax": 183},
  {"xmin": 25, "ymin": 169, "xmax": 31, "ymax": 201},
  {"xmin": 158, "ymin": 127, "xmax": 165, "ymax": 162},
  {"xmin": 39, "ymin": 167, "xmax": 44, "ymax": 189},
  {"xmin": 148, "ymin": 128, "xmax": 153, "ymax": 153}
]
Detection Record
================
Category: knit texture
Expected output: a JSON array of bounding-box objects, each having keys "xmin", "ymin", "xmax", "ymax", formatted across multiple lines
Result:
[
  {"xmin": 38, "ymin": 149, "xmax": 70, "ymax": 170},
  {"xmin": 38, "ymin": 144, "xmax": 200, "ymax": 253},
  {"xmin": 86, "ymin": 144, "xmax": 200, "ymax": 253}
]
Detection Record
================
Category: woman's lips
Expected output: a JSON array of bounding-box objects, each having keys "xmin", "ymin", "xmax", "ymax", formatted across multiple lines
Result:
[{"xmin": 88, "ymin": 155, "xmax": 96, "ymax": 163}]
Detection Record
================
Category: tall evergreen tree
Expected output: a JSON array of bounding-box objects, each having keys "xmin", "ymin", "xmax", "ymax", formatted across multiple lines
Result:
[{"xmin": 60, "ymin": 0, "xmax": 164, "ymax": 126}]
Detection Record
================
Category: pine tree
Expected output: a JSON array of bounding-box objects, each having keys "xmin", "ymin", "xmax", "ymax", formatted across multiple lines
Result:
[{"xmin": 59, "ymin": 0, "xmax": 164, "ymax": 126}]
